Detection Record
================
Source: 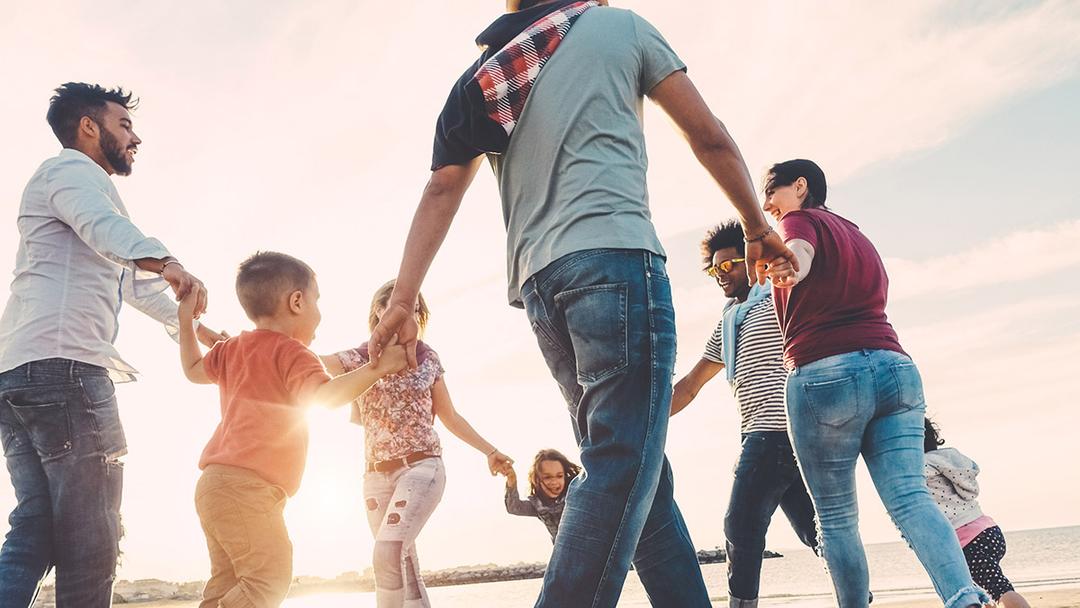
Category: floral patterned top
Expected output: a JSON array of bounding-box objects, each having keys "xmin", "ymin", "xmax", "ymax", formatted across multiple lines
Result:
[{"xmin": 335, "ymin": 341, "xmax": 444, "ymax": 464}]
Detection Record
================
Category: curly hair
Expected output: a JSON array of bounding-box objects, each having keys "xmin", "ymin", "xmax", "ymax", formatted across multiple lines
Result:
[
  {"xmin": 924, "ymin": 417, "xmax": 945, "ymax": 453},
  {"xmin": 700, "ymin": 220, "xmax": 745, "ymax": 269}
]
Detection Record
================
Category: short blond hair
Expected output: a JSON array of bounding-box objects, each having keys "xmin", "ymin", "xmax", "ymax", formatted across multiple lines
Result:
[{"xmin": 368, "ymin": 279, "xmax": 430, "ymax": 335}]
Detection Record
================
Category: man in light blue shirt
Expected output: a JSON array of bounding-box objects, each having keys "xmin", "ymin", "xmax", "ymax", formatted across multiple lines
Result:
[{"xmin": 0, "ymin": 82, "xmax": 221, "ymax": 607}]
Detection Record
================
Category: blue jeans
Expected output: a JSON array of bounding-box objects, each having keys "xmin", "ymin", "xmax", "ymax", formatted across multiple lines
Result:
[
  {"xmin": 0, "ymin": 359, "xmax": 126, "ymax": 607},
  {"xmin": 725, "ymin": 431, "xmax": 818, "ymax": 603},
  {"xmin": 522, "ymin": 249, "xmax": 709, "ymax": 608},
  {"xmin": 785, "ymin": 349, "xmax": 990, "ymax": 608}
]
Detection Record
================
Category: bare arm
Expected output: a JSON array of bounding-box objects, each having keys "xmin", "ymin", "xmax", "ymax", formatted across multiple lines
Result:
[
  {"xmin": 671, "ymin": 358, "xmax": 725, "ymax": 416},
  {"xmin": 177, "ymin": 286, "xmax": 212, "ymax": 384},
  {"xmin": 319, "ymin": 354, "xmax": 346, "ymax": 377},
  {"xmin": 431, "ymin": 377, "xmax": 513, "ymax": 475},
  {"xmin": 304, "ymin": 346, "xmax": 407, "ymax": 407},
  {"xmin": 369, "ymin": 158, "xmax": 484, "ymax": 367},
  {"xmin": 648, "ymin": 71, "xmax": 798, "ymax": 284}
]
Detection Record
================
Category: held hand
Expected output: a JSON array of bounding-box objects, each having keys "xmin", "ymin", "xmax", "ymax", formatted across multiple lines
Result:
[
  {"xmin": 373, "ymin": 343, "xmax": 408, "ymax": 376},
  {"xmin": 766, "ymin": 257, "xmax": 798, "ymax": 288},
  {"xmin": 487, "ymin": 450, "xmax": 514, "ymax": 476},
  {"xmin": 369, "ymin": 302, "xmax": 419, "ymax": 368},
  {"xmin": 177, "ymin": 284, "xmax": 203, "ymax": 324},
  {"xmin": 162, "ymin": 263, "xmax": 208, "ymax": 318},
  {"xmin": 505, "ymin": 467, "xmax": 517, "ymax": 486},
  {"xmin": 195, "ymin": 323, "xmax": 230, "ymax": 348},
  {"xmin": 745, "ymin": 230, "xmax": 798, "ymax": 286}
]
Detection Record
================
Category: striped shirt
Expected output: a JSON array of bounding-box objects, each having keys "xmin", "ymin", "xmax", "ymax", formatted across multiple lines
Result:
[{"xmin": 703, "ymin": 295, "xmax": 789, "ymax": 433}]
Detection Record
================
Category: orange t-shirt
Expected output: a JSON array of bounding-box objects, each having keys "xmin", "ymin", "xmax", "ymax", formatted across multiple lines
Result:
[{"xmin": 199, "ymin": 329, "xmax": 330, "ymax": 496}]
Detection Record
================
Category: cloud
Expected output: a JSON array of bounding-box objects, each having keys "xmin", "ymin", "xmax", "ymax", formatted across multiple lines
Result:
[{"xmin": 884, "ymin": 219, "xmax": 1080, "ymax": 300}]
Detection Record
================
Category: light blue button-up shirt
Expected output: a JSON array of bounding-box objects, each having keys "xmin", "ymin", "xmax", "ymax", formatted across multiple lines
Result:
[{"xmin": 0, "ymin": 148, "xmax": 180, "ymax": 382}]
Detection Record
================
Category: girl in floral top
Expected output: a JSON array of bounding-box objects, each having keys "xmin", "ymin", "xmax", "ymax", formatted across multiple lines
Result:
[{"xmin": 322, "ymin": 280, "xmax": 513, "ymax": 608}]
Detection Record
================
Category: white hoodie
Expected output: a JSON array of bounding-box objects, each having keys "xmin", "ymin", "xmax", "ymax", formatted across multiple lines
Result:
[{"xmin": 924, "ymin": 447, "xmax": 984, "ymax": 528}]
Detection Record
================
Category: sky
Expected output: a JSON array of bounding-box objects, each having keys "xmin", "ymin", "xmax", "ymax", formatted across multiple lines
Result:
[{"xmin": 0, "ymin": 0, "xmax": 1078, "ymax": 584}]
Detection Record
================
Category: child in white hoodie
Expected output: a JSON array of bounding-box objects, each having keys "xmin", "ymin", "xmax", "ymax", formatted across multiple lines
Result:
[{"xmin": 923, "ymin": 418, "xmax": 1031, "ymax": 608}]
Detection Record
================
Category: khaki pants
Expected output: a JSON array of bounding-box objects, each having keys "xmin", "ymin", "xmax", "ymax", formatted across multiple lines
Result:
[{"xmin": 195, "ymin": 465, "xmax": 293, "ymax": 608}]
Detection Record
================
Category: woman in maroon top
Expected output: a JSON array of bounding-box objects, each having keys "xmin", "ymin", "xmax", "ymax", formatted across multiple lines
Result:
[{"xmin": 763, "ymin": 159, "xmax": 988, "ymax": 608}]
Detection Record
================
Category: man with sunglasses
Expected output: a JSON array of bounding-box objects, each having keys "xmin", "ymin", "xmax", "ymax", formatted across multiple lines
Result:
[{"xmin": 671, "ymin": 220, "xmax": 819, "ymax": 608}]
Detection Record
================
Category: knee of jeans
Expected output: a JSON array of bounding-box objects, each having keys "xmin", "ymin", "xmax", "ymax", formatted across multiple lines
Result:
[{"xmin": 373, "ymin": 540, "xmax": 404, "ymax": 590}]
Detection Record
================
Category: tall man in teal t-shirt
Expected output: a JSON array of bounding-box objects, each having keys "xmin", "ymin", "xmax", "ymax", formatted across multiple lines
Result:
[{"xmin": 369, "ymin": 2, "xmax": 797, "ymax": 606}]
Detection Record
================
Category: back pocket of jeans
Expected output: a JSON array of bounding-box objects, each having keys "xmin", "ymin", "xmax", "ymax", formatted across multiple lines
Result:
[
  {"xmin": 556, "ymin": 283, "xmax": 628, "ymax": 383},
  {"xmin": 890, "ymin": 361, "xmax": 924, "ymax": 411},
  {"xmin": 7, "ymin": 398, "xmax": 72, "ymax": 460},
  {"xmin": 801, "ymin": 376, "xmax": 862, "ymax": 428}
]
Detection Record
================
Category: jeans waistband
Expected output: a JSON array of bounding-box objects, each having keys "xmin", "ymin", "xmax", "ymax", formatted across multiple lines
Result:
[{"xmin": 8, "ymin": 358, "xmax": 109, "ymax": 382}]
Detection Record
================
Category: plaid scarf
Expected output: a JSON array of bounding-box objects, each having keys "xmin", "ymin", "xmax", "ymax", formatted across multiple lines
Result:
[{"xmin": 467, "ymin": 1, "xmax": 599, "ymax": 143}]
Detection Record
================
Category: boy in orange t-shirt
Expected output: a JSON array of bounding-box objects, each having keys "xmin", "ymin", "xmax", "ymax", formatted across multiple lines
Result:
[{"xmin": 177, "ymin": 251, "xmax": 406, "ymax": 608}]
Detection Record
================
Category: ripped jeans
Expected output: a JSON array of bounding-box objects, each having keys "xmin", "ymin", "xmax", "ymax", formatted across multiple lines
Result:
[
  {"xmin": 363, "ymin": 456, "xmax": 446, "ymax": 608},
  {"xmin": 0, "ymin": 358, "xmax": 127, "ymax": 607}
]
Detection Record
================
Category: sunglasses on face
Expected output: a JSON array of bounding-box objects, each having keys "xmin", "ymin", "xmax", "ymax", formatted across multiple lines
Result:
[{"xmin": 706, "ymin": 258, "xmax": 746, "ymax": 278}]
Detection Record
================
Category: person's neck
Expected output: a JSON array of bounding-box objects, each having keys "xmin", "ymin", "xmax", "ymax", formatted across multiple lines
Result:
[
  {"xmin": 733, "ymin": 287, "xmax": 752, "ymax": 303},
  {"xmin": 254, "ymin": 316, "xmax": 300, "ymax": 341},
  {"xmin": 68, "ymin": 143, "xmax": 116, "ymax": 175}
]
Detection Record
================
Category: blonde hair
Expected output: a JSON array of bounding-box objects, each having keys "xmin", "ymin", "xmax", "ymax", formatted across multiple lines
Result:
[{"xmin": 368, "ymin": 279, "xmax": 430, "ymax": 335}]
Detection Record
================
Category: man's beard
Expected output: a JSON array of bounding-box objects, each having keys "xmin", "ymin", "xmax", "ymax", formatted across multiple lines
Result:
[{"xmin": 99, "ymin": 127, "xmax": 133, "ymax": 175}]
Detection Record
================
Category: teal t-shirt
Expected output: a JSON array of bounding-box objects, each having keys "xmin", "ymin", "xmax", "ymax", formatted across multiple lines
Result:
[{"xmin": 490, "ymin": 7, "xmax": 686, "ymax": 306}]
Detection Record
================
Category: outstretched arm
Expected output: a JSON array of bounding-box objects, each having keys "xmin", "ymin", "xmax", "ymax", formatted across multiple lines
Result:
[
  {"xmin": 504, "ymin": 468, "xmax": 538, "ymax": 517},
  {"xmin": 671, "ymin": 358, "xmax": 725, "ymax": 416},
  {"xmin": 178, "ymin": 286, "xmax": 212, "ymax": 384},
  {"xmin": 369, "ymin": 158, "xmax": 484, "ymax": 367},
  {"xmin": 431, "ymin": 377, "xmax": 513, "ymax": 476},
  {"xmin": 648, "ymin": 71, "xmax": 797, "ymax": 284}
]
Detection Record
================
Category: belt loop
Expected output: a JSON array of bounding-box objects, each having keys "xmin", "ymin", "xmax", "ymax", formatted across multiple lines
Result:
[{"xmin": 68, "ymin": 359, "xmax": 76, "ymax": 381}]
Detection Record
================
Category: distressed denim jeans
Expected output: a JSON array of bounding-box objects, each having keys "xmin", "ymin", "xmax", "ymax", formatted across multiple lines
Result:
[
  {"xmin": 522, "ymin": 249, "xmax": 709, "ymax": 608},
  {"xmin": 0, "ymin": 358, "xmax": 127, "ymax": 607},
  {"xmin": 364, "ymin": 456, "xmax": 446, "ymax": 608},
  {"xmin": 785, "ymin": 349, "xmax": 990, "ymax": 608},
  {"xmin": 725, "ymin": 431, "xmax": 818, "ymax": 605}
]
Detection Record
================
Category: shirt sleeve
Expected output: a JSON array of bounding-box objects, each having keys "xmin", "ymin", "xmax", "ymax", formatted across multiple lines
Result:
[
  {"xmin": 431, "ymin": 61, "xmax": 487, "ymax": 170},
  {"xmin": 45, "ymin": 158, "xmax": 174, "ymax": 295},
  {"xmin": 777, "ymin": 212, "xmax": 820, "ymax": 249},
  {"xmin": 631, "ymin": 11, "xmax": 687, "ymax": 95},
  {"xmin": 280, "ymin": 341, "xmax": 332, "ymax": 405},
  {"xmin": 505, "ymin": 484, "xmax": 539, "ymax": 517},
  {"xmin": 121, "ymin": 272, "xmax": 180, "ymax": 341},
  {"xmin": 702, "ymin": 319, "xmax": 724, "ymax": 364},
  {"xmin": 202, "ymin": 340, "xmax": 227, "ymax": 384}
]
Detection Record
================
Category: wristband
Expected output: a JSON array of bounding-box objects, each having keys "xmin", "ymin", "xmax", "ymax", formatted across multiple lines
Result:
[
  {"xmin": 160, "ymin": 259, "xmax": 183, "ymax": 274},
  {"xmin": 744, "ymin": 227, "xmax": 774, "ymax": 243},
  {"xmin": 486, "ymin": 448, "xmax": 499, "ymax": 457}
]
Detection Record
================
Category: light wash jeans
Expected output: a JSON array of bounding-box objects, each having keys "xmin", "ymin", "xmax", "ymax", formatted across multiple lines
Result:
[
  {"xmin": 363, "ymin": 456, "xmax": 446, "ymax": 608},
  {"xmin": 785, "ymin": 349, "xmax": 990, "ymax": 608},
  {"xmin": 522, "ymin": 249, "xmax": 710, "ymax": 608}
]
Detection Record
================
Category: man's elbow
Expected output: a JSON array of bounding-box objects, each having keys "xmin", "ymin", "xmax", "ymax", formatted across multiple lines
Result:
[{"xmin": 690, "ymin": 121, "xmax": 734, "ymax": 156}]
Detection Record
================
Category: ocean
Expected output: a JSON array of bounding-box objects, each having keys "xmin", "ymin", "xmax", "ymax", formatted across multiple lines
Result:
[{"xmin": 275, "ymin": 526, "xmax": 1080, "ymax": 607}]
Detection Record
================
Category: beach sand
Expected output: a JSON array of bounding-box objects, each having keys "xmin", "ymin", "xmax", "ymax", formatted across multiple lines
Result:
[
  {"xmin": 121, "ymin": 585, "xmax": 1080, "ymax": 607},
  {"xmin": 876, "ymin": 586, "xmax": 1079, "ymax": 607}
]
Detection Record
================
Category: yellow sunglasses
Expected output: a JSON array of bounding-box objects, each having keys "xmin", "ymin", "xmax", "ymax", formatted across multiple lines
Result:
[{"xmin": 706, "ymin": 258, "xmax": 745, "ymax": 278}]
